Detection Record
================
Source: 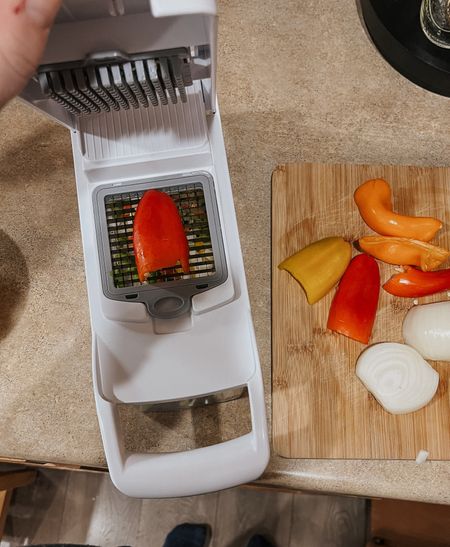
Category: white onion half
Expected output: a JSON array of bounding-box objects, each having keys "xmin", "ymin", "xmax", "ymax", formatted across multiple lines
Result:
[
  {"xmin": 403, "ymin": 301, "xmax": 450, "ymax": 361},
  {"xmin": 356, "ymin": 343, "xmax": 439, "ymax": 414}
]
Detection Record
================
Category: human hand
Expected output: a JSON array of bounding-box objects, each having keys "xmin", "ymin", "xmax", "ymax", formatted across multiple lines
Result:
[{"xmin": 0, "ymin": 0, "xmax": 61, "ymax": 107}]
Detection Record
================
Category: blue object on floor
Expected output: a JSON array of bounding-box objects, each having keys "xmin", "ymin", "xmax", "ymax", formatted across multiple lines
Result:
[
  {"xmin": 163, "ymin": 523, "xmax": 211, "ymax": 547},
  {"xmin": 247, "ymin": 535, "xmax": 275, "ymax": 547}
]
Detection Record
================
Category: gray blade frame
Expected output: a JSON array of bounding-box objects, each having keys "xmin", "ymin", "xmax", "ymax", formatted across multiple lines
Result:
[{"xmin": 93, "ymin": 173, "xmax": 228, "ymax": 320}]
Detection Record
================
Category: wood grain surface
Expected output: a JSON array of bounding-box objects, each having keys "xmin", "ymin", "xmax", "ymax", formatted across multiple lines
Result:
[
  {"xmin": 1, "ymin": 469, "xmax": 367, "ymax": 547},
  {"xmin": 368, "ymin": 498, "xmax": 450, "ymax": 547},
  {"xmin": 272, "ymin": 163, "xmax": 450, "ymax": 460}
]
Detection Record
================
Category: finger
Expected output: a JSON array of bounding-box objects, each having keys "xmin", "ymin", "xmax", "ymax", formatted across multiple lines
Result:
[
  {"xmin": 25, "ymin": 0, "xmax": 61, "ymax": 28},
  {"xmin": 0, "ymin": 0, "xmax": 61, "ymax": 106}
]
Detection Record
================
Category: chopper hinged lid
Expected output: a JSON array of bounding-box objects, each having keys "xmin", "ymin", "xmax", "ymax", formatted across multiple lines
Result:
[{"xmin": 21, "ymin": 0, "xmax": 218, "ymax": 128}]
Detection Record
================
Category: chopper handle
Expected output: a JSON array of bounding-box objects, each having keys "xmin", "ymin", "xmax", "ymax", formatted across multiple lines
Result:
[
  {"xmin": 92, "ymin": 339, "xmax": 269, "ymax": 498},
  {"xmin": 145, "ymin": 292, "xmax": 191, "ymax": 319},
  {"xmin": 149, "ymin": 0, "xmax": 217, "ymax": 17}
]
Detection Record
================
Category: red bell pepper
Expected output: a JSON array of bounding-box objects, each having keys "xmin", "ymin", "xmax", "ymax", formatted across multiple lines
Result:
[
  {"xmin": 133, "ymin": 189, "xmax": 190, "ymax": 282},
  {"xmin": 383, "ymin": 266, "xmax": 450, "ymax": 298},
  {"xmin": 327, "ymin": 254, "xmax": 380, "ymax": 344}
]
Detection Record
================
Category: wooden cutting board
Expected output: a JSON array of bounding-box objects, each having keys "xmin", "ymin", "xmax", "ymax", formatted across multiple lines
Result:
[{"xmin": 272, "ymin": 163, "xmax": 450, "ymax": 460}]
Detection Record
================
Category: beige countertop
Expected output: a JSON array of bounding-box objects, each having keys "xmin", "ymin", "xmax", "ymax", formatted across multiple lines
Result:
[{"xmin": 2, "ymin": 0, "xmax": 450, "ymax": 504}]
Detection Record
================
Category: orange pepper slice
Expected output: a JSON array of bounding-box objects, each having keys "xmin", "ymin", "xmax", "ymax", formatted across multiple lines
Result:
[
  {"xmin": 359, "ymin": 236, "xmax": 449, "ymax": 271},
  {"xmin": 354, "ymin": 179, "xmax": 442, "ymax": 242}
]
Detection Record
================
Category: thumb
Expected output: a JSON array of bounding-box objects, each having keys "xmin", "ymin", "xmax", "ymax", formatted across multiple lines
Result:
[
  {"xmin": 24, "ymin": 0, "xmax": 62, "ymax": 28},
  {"xmin": 0, "ymin": 0, "xmax": 61, "ymax": 106}
]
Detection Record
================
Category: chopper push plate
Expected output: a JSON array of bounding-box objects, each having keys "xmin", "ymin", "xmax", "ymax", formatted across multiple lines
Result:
[
  {"xmin": 93, "ymin": 172, "xmax": 228, "ymax": 318},
  {"xmin": 37, "ymin": 48, "xmax": 194, "ymax": 116}
]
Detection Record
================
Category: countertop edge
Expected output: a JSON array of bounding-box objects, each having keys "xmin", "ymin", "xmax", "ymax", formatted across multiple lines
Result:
[
  {"xmin": 255, "ymin": 456, "xmax": 450, "ymax": 505},
  {"xmin": 3, "ymin": 451, "xmax": 450, "ymax": 505}
]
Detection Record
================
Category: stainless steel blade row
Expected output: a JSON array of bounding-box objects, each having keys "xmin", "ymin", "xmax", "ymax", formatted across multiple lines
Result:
[{"xmin": 38, "ymin": 56, "xmax": 193, "ymax": 116}]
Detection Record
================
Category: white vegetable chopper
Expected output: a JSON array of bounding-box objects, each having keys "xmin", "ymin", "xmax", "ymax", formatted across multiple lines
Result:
[{"xmin": 21, "ymin": 0, "xmax": 269, "ymax": 498}]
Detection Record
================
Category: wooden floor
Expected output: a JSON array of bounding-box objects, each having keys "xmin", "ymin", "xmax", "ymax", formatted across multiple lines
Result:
[{"xmin": 1, "ymin": 469, "xmax": 367, "ymax": 547}]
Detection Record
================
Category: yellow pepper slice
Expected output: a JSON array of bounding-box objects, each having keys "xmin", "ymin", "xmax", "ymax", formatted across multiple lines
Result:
[
  {"xmin": 279, "ymin": 237, "xmax": 352, "ymax": 304},
  {"xmin": 359, "ymin": 236, "xmax": 450, "ymax": 271}
]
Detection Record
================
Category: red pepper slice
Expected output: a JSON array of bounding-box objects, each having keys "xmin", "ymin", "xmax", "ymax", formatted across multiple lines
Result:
[
  {"xmin": 327, "ymin": 254, "xmax": 380, "ymax": 344},
  {"xmin": 383, "ymin": 266, "xmax": 450, "ymax": 298},
  {"xmin": 133, "ymin": 189, "xmax": 190, "ymax": 282}
]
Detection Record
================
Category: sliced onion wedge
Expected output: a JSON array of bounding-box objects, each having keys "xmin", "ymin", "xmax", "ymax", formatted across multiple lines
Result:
[
  {"xmin": 403, "ymin": 301, "xmax": 450, "ymax": 361},
  {"xmin": 356, "ymin": 343, "xmax": 439, "ymax": 414}
]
